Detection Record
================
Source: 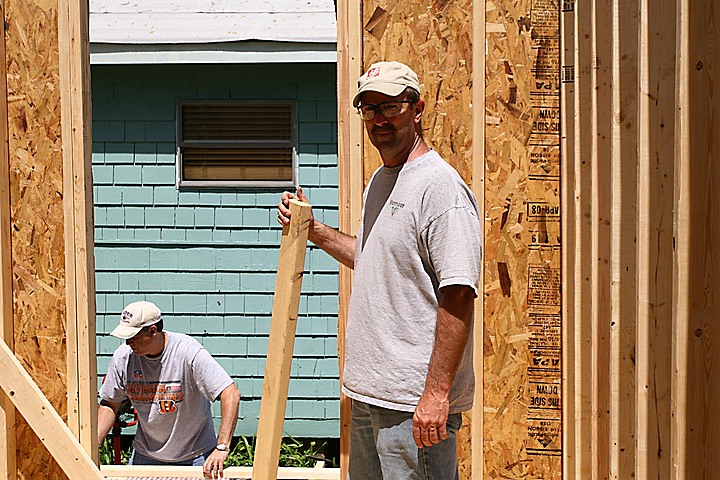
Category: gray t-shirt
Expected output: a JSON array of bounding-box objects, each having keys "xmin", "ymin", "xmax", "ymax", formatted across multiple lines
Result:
[
  {"xmin": 100, "ymin": 331, "xmax": 233, "ymax": 462},
  {"xmin": 342, "ymin": 150, "xmax": 482, "ymax": 413}
]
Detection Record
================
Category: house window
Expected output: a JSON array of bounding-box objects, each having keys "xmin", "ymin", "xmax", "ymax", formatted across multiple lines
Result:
[{"xmin": 176, "ymin": 101, "xmax": 296, "ymax": 188}]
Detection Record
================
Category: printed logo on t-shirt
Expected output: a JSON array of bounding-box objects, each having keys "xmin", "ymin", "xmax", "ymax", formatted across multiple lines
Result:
[
  {"xmin": 157, "ymin": 399, "xmax": 177, "ymax": 414},
  {"xmin": 390, "ymin": 200, "xmax": 405, "ymax": 216},
  {"xmin": 126, "ymin": 381, "xmax": 184, "ymax": 415},
  {"xmin": 133, "ymin": 369, "xmax": 143, "ymax": 380}
]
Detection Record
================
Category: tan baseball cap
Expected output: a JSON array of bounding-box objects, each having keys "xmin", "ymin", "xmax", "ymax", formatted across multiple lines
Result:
[
  {"xmin": 110, "ymin": 301, "xmax": 163, "ymax": 339},
  {"xmin": 352, "ymin": 61, "xmax": 421, "ymax": 107}
]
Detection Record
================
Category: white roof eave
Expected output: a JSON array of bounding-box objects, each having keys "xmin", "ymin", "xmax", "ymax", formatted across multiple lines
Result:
[{"xmin": 90, "ymin": 41, "xmax": 337, "ymax": 64}]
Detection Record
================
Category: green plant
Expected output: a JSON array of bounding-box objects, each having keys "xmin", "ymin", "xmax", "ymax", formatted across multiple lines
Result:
[
  {"xmin": 226, "ymin": 435, "xmax": 255, "ymax": 466},
  {"xmin": 279, "ymin": 435, "xmax": 327, "ymax": 468},
  {"xmin": 99, "ymin": 438, "xmax": 114, "ymax": 465},
  {"xmin": 224, "ymin": 435, "xmax": 334, "ymax": 468},
  {"xmin": 98, "ymin": 437, "xmax": 134, "ymax": 465}
]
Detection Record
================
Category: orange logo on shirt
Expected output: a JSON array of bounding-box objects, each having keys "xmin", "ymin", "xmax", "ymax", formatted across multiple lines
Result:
[{"xmin": 157, "ymin": 399, "xmax": 177, "ymax": 414}]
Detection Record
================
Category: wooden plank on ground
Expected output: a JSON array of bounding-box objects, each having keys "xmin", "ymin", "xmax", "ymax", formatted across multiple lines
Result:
[
  {"xmin": 101, "ymin": 465, "xmax": 340, "ymax": 479},
  {"xmin": 252, "ymin": 199, "xmax": 312, "ymax": 480},
  {"xmin": 0, "ymin": 339, "xmax": 102, "ymax": 479}
]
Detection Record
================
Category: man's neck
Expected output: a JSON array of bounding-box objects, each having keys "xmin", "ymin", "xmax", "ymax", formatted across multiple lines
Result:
[
  {"xmin": 380, "ymin": 134, "xmax": 429, "ymax": 168},
  {"xmin": 145, "ymin": 331, "xmax": 167, "ymax": 358}
]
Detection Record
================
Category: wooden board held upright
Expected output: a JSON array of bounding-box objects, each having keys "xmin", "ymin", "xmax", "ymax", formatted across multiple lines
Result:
[{"xmin": 253, "ymin": 199, "xmax": 313, "ymax": 480}]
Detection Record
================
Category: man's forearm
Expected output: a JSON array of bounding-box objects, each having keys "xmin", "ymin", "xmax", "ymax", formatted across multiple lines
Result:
[
  {"xmin": 97, "ymin": 402, "xmax": 119, "ymax": 444},
  {"xmin": 307, "ymin": 220, "xmax": 357, "ymax": 269},
  {"xmin": 423, "ymin": 285, "xmax": 475, "ymax": 397},
  {"xmin": 216, "ymin": 384, "xmax": 241, "ymax": 445}
]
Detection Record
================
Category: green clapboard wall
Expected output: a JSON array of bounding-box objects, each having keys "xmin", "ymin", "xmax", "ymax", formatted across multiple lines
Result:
[{"xmin": 92, "ymin": 63, "xmax": 340, "ymax": 438}]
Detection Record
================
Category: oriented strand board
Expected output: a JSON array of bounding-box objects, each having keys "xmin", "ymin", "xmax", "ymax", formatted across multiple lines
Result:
[
  {"xmin": 359, "ymin": 1, "xmax": 477, "ymax": 477},
  {"xmin": 483, "ymin": 0, "xmax": 562, "ymax": 478},
  {"xmin": 361, "ymin": 0, "xmax": 475, "ymax": 186},
  {"xmin": 4, "ymin": 0, "xmax": 68, "ymax": 477}
]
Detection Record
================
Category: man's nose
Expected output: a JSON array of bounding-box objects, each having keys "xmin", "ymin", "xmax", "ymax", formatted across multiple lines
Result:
[{"xmin": 373, "ymin": 112, "xmax": 389, "ymax": 125}]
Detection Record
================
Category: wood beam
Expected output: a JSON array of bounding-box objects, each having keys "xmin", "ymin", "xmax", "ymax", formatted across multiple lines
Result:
[
  {"xmin": 252, "ymin": 199, "xmax": 312, "ymax": 480},
  {"xmin": 335, "ymin": 0, "xmax": 363, "ymax": 477},
  {"xmin": 471, "ymin": 0, "xmax": 485, "ymax": 476},
  {"xmin": 0, "ymin": 339, "xmax": 102, "ymax": 479},
  {"xmin": 101, "ymin": 465, "xmax": 340, "ymax": 479},
  {"xmin": 58, "ymin": 0, "xmax": 97, "ymax": 461}
]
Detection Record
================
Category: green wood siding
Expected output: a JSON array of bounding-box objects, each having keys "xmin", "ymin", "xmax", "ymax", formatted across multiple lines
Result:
[{"xmin": 92, "ymin": 63, "xmax": 340, "ymax": 437}]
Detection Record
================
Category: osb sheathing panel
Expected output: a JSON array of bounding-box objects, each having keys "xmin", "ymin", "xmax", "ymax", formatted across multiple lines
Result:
[
  {"xmin": 359, "ymin": 1, "xmax": 475, "ymax": 477},
  {"xmin": 361, "ymin": 0, "xmax": 474, "ymax": 187},
  {"xmin": 5, "ymin": 0, "xmax": 68, "ymax": 478},
  {"xmin": 484, "ymin": 0, "xmax": 561, "ymax": 478}
]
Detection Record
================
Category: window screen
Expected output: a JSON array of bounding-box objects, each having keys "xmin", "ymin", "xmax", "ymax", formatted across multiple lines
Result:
[{"xmin": 177, "ymin": 101, "xmax": 296, "ymax": 187}]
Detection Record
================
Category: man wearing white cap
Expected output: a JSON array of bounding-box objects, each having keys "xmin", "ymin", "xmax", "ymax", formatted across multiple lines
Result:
[
  {"xmin": 98, "ymin": 301, "xmax": 240, "ymax": 479},
  {"xmin": 278, "ymin": 61, "xmax": 481, "ymax": 479}
]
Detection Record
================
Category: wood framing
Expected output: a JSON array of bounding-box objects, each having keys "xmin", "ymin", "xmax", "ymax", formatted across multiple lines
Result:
[
  {"xmin": 469, "ymin": 0, "xmax": 485, "ymax": 477},
  {"xmin": 0, "ymin": 340, "xmax": 102, "ymax": 478},
  {"xmin": 335, "ymin": 1, "xmax": 363, "ymax": 477},
  {"xmin": 58, "ymin": 0, "xmax": 97, "ymax": 460},
  {"xmin": 561, "ymin": 0, "xmax": 720, "ymax": 477},
  {"xmin": 252, "ymin": 199, "xmax": 312, "ymax": 480},
  {"xmin": 102, "ymin": 465, "xmax": 340, "ymax": 479}
]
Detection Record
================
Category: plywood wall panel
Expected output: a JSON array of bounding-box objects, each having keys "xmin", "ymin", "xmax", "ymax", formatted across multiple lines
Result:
[
  {"xmin": 484, "ymin": 0, "xmax": 562, "ymax": 477},
  {"xmin": 358, "ymin": 1, "xmax": 477, "ymax": 477},
  {"xmin": 361, "ymin": 0, "xmax": 475, "ymax": 187},
  {"xmin": 4, "ymin": 0, "xmax": 68, "ymax": 477}
]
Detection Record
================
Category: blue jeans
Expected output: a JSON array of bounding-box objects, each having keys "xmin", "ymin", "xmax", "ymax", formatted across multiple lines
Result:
[
  {"xmin": 129, "ymin": 448, "xmax": 214, "ymax": 466},
  {"xmin": 349, "ymin": 400, "xmax": 462, "ymax": 480}
]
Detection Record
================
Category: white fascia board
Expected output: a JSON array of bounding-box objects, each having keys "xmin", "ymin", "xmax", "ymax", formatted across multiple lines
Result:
[{"xmin": 90, "ymin": 42, "xmax": 337, "ymax": 64}]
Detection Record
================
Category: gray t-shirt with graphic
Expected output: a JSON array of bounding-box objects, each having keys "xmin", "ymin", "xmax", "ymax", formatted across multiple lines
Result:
[
  {"xmin": 342, "ymin": 150, "xmax": 482, "ymax": 413},
  {"xmin": 100, "ymin": 331, "xmax": 233, "ymax": 462}
]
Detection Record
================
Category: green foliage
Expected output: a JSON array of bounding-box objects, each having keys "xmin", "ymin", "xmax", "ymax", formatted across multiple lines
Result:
[
  {"xmin": 226, "ymin": 435, "xmax": 255, "ymax": 467},
  {"xmin": 99, "ymin": 437, "xmax": 134, "ymax": 465},
  {"xmin": 279, "ymin": 435, "xmax": 328, "ymax": 468},
  {"xmin": 99, "ymin": 434, "xmax": 334, "ymax": 468},
  {"xmin": 98, "ymin": 438, "xmax": 114, "ymax": 466},
  {"xmin": 225, "ymin": 435, "xmax": 334, "ymax": 468}
]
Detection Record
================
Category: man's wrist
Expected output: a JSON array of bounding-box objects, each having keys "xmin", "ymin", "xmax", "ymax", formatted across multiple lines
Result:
[{"xmin": 215, "ymin": 442, "xmax": 229, "ymax": 452}]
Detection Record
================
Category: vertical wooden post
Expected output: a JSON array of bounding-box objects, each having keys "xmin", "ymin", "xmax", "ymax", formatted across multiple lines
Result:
[
  {"xmin": 0, "ymin": 1, "xmax": 17, "ymax": 477},
  {"xmin": 58, "ymin": 0, "xmax": 97, "ymax": 460},
  {"xmin": 671, "ymin": 1, "xmax": 690, "ymax": 476},
  {"xmin": 470, "ymin": 0, "xmax": 485, "ymax": 477},
  {"xmin": 336, "ymin": 0, "xmax": 363, "ymax": 477},
  {"xmin": 609, "ymin": 0, "xmax": 639, "ymax": 478},
  {"xmin": 252, "ymin": 199, "xmax": 312, "ymax": 480}
]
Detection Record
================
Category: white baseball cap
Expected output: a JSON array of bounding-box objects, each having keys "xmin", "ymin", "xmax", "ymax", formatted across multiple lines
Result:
[
  {"xmin": 352, "ymin": 61, "xmax": 421, "ymax": 108},
  {"xmin": 110, "ymin": 301, "xmax": 163, "ymax": 339}
]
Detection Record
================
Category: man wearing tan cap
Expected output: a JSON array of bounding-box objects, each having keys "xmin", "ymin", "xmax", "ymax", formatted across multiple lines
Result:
[
  {"xmin": 98, "ymin": 300, "xmax": 240, "ymax": 479},
  {"xmin": 278, "ymin": 61, "xmax": 481, "ymax": 479}
]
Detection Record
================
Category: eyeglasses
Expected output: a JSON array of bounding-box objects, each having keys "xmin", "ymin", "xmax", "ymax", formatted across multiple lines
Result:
[{"xmin": 357, "ymin": 100, "xmax": 414, "ymax": 120}]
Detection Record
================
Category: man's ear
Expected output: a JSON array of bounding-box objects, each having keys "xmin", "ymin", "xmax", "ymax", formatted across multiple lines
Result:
[{"xmin": 413, "ymin": 99, "xmax": 425, "ymax": 122}]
